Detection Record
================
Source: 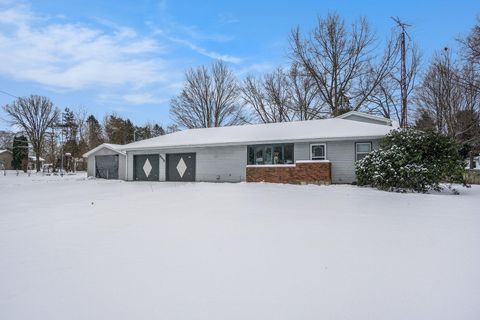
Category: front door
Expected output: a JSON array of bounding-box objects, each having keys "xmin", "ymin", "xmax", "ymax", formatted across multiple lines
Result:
[
  {"xmin": 166, "ymin": 153, "xmax": 196, "ymax": 182},
  {"xmin": 134, "ymin": 154, "xmax": 159, "ymax": 181}
]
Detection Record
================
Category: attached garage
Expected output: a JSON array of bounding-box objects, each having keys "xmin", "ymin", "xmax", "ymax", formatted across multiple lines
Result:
[
  {"xmin": 95, "ymin": 155, "xmax": 119, "ymax": 179},
  {"xmin": 166, "ymin": 153, "xmax": 196, "ymax": 181},
  {"xmin": 83, "ymin": 144, "xmax": 126, "ymax": 180},
  {"xmin": 134, "ymin": 154, "xmax": 159, "ymax": 181}
]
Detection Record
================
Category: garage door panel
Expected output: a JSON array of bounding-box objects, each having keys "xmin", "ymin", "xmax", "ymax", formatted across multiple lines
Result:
[
  {"xmin": 95, "ymin": 155, "xmax": 119, "ymax": 179},
  {"xmin": 134, "ymin": 154, "xmax": 159, "ymax": 181},
  {"xmin": 167, "ymin": 153, "xmax": 196, "ymax": 182}
]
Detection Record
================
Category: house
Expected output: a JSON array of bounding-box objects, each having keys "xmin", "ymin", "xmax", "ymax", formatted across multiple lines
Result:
[
  {"xmin": 83, "ymin": 112, "xmax": 394, "ymax": 184},
  {"xmin": 28, "ymin": 155, "xmax": 45, "ymax": 171},
  {"xmin": 0, "ymin": 149, "xmax": 13, "ymax": 170}
]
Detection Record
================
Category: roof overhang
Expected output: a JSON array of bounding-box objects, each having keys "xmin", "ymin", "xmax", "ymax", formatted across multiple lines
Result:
[
  {"xmin": 336, "ymin": 111, "xmax": 392, "ymax": 125},
  {"xmin": 83, "ymin": 144, "xmax": 126, "ymax": 158},
  {"xmin": 121, "ymin": 135, "xmax": 389, "ymax": 152}
]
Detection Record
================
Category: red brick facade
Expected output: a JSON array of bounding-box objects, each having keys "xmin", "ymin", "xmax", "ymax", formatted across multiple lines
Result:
[{"xmin": 246, "ymin": 161, "xmax": 331, "ymax": 185}]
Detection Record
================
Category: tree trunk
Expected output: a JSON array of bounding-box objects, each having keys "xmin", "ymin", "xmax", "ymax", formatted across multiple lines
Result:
[
  {"xmin": 469, "ymin": 151, "xmax": 475, "ymax": 169},
  {"xmin": 36, "ymin": 154, "xmax": 41, "ymax": 172}
]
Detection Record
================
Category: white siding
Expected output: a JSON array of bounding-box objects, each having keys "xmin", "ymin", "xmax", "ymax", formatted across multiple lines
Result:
[
  {"xmin": 86, "ymin": 148, "xmax": 126, "ymax": 180},
  {"xmin": 127, "ymin": 145, "xmax": 247, "ymax": 182},
  {"xmin": 294, "ymin": 139, "xmax": 381, "ymax": 183}
]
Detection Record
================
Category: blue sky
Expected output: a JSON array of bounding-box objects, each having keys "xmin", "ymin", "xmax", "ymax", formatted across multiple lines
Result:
[{"xmin": 0, "ymin": 0, "xmax": 479, "ymax": 130}]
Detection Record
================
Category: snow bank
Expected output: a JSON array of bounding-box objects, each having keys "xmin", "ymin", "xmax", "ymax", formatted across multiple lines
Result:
[{"xmin": 0, "ymin": 175, "xmax": 479, "ymax": 320}]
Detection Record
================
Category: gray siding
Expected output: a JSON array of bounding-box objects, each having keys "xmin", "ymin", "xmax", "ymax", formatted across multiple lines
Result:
[
  {"xmin": 342, "ymin": 114, "xmax": 389, "ymax": 126},
  {"xmin": 126, "ymin": 145, "xmax": 247, "ymax": 182},
  {"xmin": 294, "ymin": 139, "xmax": 381, "ymax": 183},
  {"xmin": 117, "ymin": 139, "xmax": 382, "ymax": 184},
  {"xmin": 87, "ymin": 148, "xmax": 126, "ymax": 180}
]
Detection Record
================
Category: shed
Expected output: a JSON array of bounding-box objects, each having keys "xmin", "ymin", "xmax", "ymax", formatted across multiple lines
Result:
[{"xmin": 83, "ymin": 144, "xmax": 126, "ymax": 180}]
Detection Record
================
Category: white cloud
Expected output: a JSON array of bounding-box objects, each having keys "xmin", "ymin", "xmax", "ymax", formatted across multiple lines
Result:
[
  {"xmin": 0, "ymin": 0, "xmax": 248, "ymax": 111},
  {"xmin": 163, "ymin": 35, "xmax": 242, "ymax": 64},
  {"xmin": 0, "ymin": 2, "xmax": 170, "ymax": 91},
  {"xmin": 235, "ymin": 62, "xmax": 277, "ymax": 76},
  {"xmin": 123, "ymin": 93, "xmax": 168, "ymax": 105},
  {"xmin": 218, "ymin": 12, "xmax": 240, "ymax": 25}
]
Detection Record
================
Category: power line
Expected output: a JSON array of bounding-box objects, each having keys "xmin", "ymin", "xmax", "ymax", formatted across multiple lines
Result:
[{"xmin": 0, "ymin": 90, "xmax": 19, "ymax": 99}]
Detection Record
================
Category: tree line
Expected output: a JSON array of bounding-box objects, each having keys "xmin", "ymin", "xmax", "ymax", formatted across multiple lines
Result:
[
  {"xmin": 169, "ymin": 13, "xmax": 480, "ymax": 167},
  {"xmin": 1, "ymin": 99, "xmax": 175, "ymax": 171},
  {"xmin": 1, "ymin": 13, "xmax": 479, "ymax": 171}
]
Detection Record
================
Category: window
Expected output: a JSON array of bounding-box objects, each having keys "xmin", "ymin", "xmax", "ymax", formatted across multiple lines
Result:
[
  {"xmin": 355, "ymin": 142, "xmax": 372, "ymax": 161},
  {"xmin": 310, "ymin": 144, "xmax": 326, "ymax": 160},
  {"xmin": 247, "ymin": 144, "xmax": 294, "ymax": 165}
]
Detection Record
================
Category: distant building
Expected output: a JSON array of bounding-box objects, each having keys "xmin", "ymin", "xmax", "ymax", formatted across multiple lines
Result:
[
  {"xmin": 0, "ymin": 149, "xmax": 13, "ymax": 170},
  {"xmin": 28, "ymin": 155, "xmax": 45, "ymax": 171}
]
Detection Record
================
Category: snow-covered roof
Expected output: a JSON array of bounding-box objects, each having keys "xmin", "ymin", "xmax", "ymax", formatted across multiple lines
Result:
[
  {"xmin": 0, "ymin": 149, "xmax": 12, "ymax": 154},
  {"xmin": 29, "ymin": 155, "xmax": 45, "ymax": 162},
  {"xmin": 336, "ymin": 111, "xmax": 393, "ymax": 125},
  {"xmin": 83, "ymin": 143, "xmax": 125, "ymax": 158},
  {"xmin": 122, "ymin": 117, "xmax": 393, "ymax": 151}
]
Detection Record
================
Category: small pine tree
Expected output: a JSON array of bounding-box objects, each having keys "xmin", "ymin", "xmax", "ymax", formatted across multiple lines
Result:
[
  {"xmin": 61, "ymin": 108, "xmax": 79, "ymax": 159},
  {"xmin": 104, "ymin": 114, "xmax": 135, "ymax": 144},
  {"xmin": 415, "ymin": 110, "xmax": 436, "ymax": 131},
  {"xmin": 152, "ymin": 124, "xmax": 165, "ymax": 137},
  {"xmin": 12, "ymin": 135, "xmax": 28, "ymax": 171},
  {"xmin": 86, "ymin": 115, "xmax": 104, "ymax": 149}
]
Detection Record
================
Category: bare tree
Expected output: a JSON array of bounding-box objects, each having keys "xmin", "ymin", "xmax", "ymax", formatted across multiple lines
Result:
[
  {"xmin": 415, "ymin": 49, "xmax": 480, "ymax": 140},
  {"xmin": 0, "ymin": 130, "xmax": 14, "ymax": 150},
  {"xmin": 74, "ymin": 107, "xmax": 89, "ymax": 157},
  {"xmin": 289, "ymin": 13, "xmax": 398, "ymax": 116},
  {"xmin": 460, "ymin": 17, "xmax": 480, "ymax": 64},
  {"xmin": 367, "ymin": 41, "xmax": 421, "ymax": 124},
  {"xmin": 242, "ymin": 68, "xmax": 295, "ymax": 123},
  {"xmin": 288, "ymin": 64, "xmax": 325, "ymax": 120},
  {"xmin": 75, "ymin": 107, "xmax": 88, "ymax": 142},
  {"xmin": 242, "ymin": 65, "xmax": 325, "ymax": 123},
  {"xmin": 170, "ymin": 61, "xmax": 247, "ymax": 129},
  {"xmin": 415, "ymin": 50, "xmax": 461, "ymax": 134},
  {"xmin": 2, "ymin": 95, "xmax": 59, "ymax": 171}
]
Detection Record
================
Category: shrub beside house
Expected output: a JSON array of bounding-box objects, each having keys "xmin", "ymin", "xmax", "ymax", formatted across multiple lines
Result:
[{"xmin": 355, "ymin": 129, "xmax": 466, "ymax": 193}]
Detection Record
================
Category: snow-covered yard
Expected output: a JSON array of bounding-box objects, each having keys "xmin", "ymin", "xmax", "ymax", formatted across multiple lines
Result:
[{"xmin": 1, "ymin": 172, "xmax": 479, "ymax": 320}]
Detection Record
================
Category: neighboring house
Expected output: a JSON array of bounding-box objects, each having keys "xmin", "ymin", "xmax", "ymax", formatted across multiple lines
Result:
[
  {"xmin": 0, "ymin": 149, "xmax": 13, "ymax": 170},
  {"xmin": 83, "ymin": 112, "xmax": 393, "ymax": 184},
  {"xmin": 28, "ymin": 155, "xmax": 45, "ymax": 171},
  {"xmin": 83, "ymin": 144, "xmax": 126, "ymax": 180}
]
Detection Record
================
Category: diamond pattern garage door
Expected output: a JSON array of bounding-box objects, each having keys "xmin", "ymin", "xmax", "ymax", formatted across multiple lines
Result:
[
  {"xmin": 134, "ymin": 154, "xmax": 159, "ymax": 181},
  {"xmin": 95, "ymin": 155, "xmax": 119, "ymax": 179},
  {"xmin": 166, "ymin": 153, "xmax": 196, "ymax": 182}
]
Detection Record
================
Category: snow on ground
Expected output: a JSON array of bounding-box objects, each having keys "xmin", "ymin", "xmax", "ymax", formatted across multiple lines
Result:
[{"xmin": 1, "ymin": 172, "xmax": 479, "ymax": 320}]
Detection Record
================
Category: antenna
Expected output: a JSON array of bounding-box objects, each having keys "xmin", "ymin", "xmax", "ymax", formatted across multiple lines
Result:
[{"xmin": 391, "ymin": 17, "xmax": 411, "ymax": 128}]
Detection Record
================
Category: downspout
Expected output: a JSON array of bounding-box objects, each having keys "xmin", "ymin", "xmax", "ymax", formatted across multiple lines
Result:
[{"xmin": 125, "ymin": 151, "xmax": 128, "ymax": 181}]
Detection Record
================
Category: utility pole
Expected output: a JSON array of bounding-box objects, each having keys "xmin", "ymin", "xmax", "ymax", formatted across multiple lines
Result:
[{"xmin": 392, "ymin": 17, "xmax": 411, "ymax": 128}]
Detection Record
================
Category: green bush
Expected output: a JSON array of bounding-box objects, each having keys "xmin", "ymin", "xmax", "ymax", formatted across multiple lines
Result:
[{"xmin": 355, "ymin": 129, "xmax": 465, "ymax": 193}]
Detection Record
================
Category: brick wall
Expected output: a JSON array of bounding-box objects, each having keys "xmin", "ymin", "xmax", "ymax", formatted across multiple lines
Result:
[{"xmin": 246, "ymin": 161, "xmax": 331, "ymax": 184}]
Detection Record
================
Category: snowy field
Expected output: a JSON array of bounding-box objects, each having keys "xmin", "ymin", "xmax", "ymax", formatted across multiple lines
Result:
[{"xmin": 1, "ymin": 172, "xmax": 479, "ymax": 320}]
